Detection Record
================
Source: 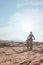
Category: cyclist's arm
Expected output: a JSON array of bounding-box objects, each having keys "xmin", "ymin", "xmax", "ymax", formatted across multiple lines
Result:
[{"xmin": 32, "ymin": 35, "xmax": 35, "ymax": 40}]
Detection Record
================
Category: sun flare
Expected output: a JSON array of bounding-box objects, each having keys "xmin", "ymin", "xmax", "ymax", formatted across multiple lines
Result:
[{"xmin": 22, "ymin": 22, "xmax": 33, "ymax": 32}]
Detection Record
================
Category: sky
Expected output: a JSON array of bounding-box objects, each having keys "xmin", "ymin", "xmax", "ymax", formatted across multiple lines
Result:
[{"xmin": 0, "ymin": 0, "xmax": 43, "ymax": 42}]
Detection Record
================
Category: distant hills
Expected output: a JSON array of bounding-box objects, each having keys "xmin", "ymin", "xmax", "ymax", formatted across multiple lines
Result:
[{"xmin": 0, "ymin": 40, "xmax": 43, "ymax": 47}]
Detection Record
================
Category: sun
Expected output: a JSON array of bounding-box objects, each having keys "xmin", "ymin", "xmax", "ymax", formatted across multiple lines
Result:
[{"xmin": 22, "ymin": 22, "xmax": 33, "ymax": 32}]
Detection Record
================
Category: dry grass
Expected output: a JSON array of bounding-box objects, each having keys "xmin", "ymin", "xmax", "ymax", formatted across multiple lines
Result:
[{"xmin": 0, "ymin": 43, "xmax": 43, "ymax": 65}]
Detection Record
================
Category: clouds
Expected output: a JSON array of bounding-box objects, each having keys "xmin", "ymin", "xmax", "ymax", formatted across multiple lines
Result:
[
  {"xmin": 0, "ymin": 8, "xmax": 42, "ymax": 41},
  {"xmin": 16, "ymin": 0, "xmax": 43, "ymax": 9}
]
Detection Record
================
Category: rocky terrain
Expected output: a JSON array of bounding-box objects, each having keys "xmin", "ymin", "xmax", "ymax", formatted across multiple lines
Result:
[{"xmin": 0, "ymin": 43, "xmax": 43, "ymax": 65}]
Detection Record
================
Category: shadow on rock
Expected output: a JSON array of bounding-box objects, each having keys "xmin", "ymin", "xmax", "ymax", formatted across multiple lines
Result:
[{"xmin": 19, "ymin": 60, "xmax": 31, "ymax": 65}]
